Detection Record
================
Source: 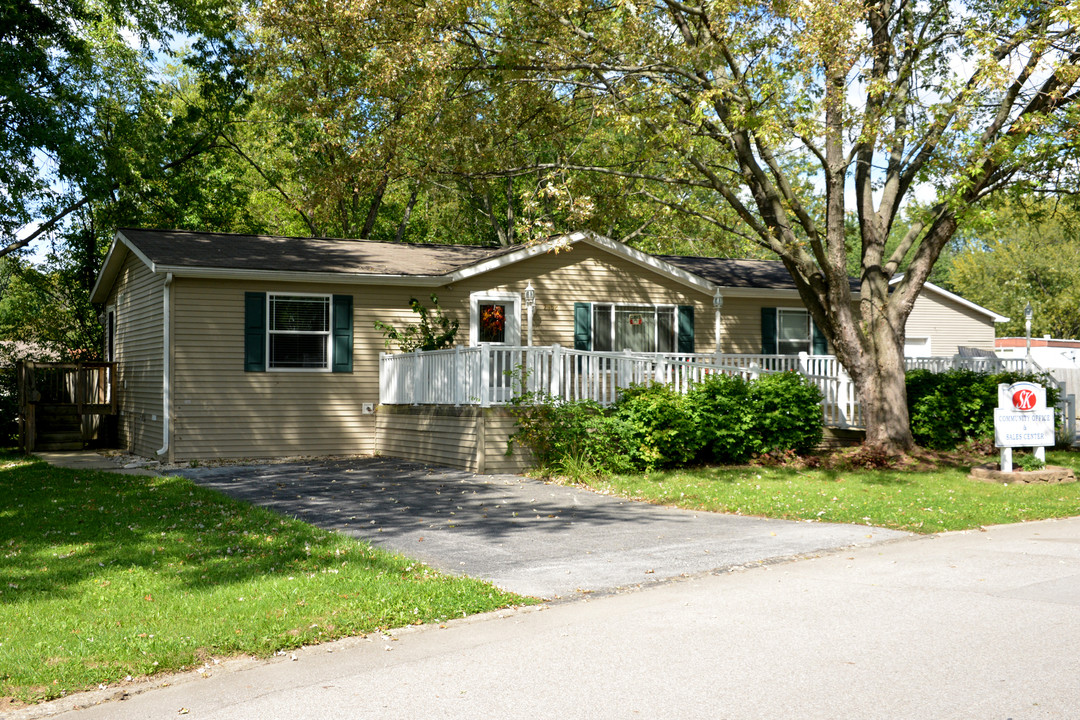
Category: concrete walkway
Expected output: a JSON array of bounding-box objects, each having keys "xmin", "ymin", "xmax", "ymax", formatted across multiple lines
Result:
[{"xmin": 18, "ymin": 516, "xmax": 1080, "ymax": 720}]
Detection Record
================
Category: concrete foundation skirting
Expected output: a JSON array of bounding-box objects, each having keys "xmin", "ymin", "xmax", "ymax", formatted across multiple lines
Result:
[{"xmin": 374, "ymin": 405, "xmax": 533, "ymax": 474}]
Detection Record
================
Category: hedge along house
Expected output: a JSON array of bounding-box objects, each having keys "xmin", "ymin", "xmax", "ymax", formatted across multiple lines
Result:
[{"xmin": 90, "ymin": 227, "xmax": 1007, "ymax": 470}]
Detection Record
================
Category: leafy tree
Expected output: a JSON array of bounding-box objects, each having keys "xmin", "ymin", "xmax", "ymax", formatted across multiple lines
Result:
[
  {"xmin": 446, "ymin": 0, "xmax": 1080, "ymax": 452},
  {"xmin": 0, "ymin": 0, "xmax": 243, "ymax": 257},
  {"xmin": 945, "ymin": 200, "xmax": 1080, "ymax": 339}
]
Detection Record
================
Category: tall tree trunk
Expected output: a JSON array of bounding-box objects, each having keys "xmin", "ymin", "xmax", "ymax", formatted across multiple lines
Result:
[
  {"xmin": 394, "ymin": 184, "xmax": 421, "ymax": 242},
  {"xmin": 360, "ymin": 171, "xmax": 390, "ymax": 239},
  {"xmin": 850, "ymin": 317, "xmax": 913, "ymax": 453}
]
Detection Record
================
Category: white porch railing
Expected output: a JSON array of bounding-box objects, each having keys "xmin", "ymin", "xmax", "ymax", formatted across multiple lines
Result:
[
  {"xmin": 380, "ymin": 345, "xmax": 1071, "ymax": 435},
  {"xmin": 380, "ymin": 345, "xmax": 864, "ymax": 427}
]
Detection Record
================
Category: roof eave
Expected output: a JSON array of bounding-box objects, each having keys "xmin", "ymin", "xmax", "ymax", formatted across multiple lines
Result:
[{"xmin": 156, "ymin": 266, "xmax": 448, "ymax": 286}]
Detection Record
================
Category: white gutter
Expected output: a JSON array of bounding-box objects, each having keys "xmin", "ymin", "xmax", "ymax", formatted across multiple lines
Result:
[{"xmin": 156, "ymin": 272, "xmax": 173, "ymax": 457}]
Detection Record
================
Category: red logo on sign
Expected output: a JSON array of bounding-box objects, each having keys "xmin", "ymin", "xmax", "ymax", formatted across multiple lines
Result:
[{"xmin": 1012, "ymin": 389, "xmax": 1037, "ymax": 411}]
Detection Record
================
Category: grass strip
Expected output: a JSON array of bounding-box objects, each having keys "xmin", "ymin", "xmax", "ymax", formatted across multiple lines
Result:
[
  {"xmin": 0, "ymin": 455, "xmax": 530, "ymax": 705},
  {"xmin": 588, "ymin": 450, "xmax": 1080, "ymax": 534}
]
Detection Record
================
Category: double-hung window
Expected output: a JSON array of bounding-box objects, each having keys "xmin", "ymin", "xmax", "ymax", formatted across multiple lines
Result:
[
  {"xmin": 761, "ymin": 307, "xmax": 827, "ymax": 355},
  {"xmin": 245, "ymin": 292, "xmax": 353, "ymax": 372},
  {"xmin": 268, "ymin": 294, "xmax": 331, "ymax": 370}
]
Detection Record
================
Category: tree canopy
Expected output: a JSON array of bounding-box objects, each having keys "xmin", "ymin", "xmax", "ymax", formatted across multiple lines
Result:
[
  {"xmin": 440, "ymin": 0, "xmax": 1080, "ymax": 450},
  {"xmin": 4, "ymin": 0, "xmax": 1080, "ymax": 451}
]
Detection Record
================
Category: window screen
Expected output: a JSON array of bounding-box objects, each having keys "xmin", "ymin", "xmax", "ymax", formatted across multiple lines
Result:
[{"xmin": 268, "ymin": 295, "xmax": 330, "ymax": 369}]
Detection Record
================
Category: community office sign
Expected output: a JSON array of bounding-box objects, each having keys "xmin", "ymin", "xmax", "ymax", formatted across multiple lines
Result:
[{"xmin": 994, "ymin": 382, "xmax": 1054, "ymax": 470}]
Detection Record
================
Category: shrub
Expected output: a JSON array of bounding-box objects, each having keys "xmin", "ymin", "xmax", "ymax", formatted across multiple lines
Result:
[
  {"xmin": 612, "ymin": 383, "xmax": 702, "ymax": 470},
  {"xmin": 748, "ymin": 371, "xmax": 824, "ymax": 455},
  {"xmin": 688, "ymin": 373, "xmax": 757, "ymax": 463},
  {"xmin": 508, "ymin": 395, "xmax": 636, "ymax": 475},
  {"xmin": 0, "ymin": 366, "xmax": 17, "ymax": 446},
  {"xmin": 906, "ymin": 369, "xmax": 1060, "ymax": 450},
  {"xmin": 374, "ymin": 294, "xmax": 459, "ymax": 351}
]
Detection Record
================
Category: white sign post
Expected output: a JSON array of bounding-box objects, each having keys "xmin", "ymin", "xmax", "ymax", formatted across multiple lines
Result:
[{"xmin": 994, "ymin": 382, "xmax": 1054, "ymax": 472}]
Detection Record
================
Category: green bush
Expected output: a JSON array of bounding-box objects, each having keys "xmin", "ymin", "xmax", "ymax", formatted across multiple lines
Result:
[
  {"xmin": 511, "ymin": 369, "xmax": 827, "ymax": 474},
  {"xmin": 507, "ymin": 395, "xmax": 636, "ymax": 476},
  {"xmin": 748, "ymin": 371, "xmax": 824, "ymax": 455},
  {"xmin": 0, "ymin": 366, "xmax": 18, "ymax": 446},
  {"xmin": 906, "ymin": 369, "xmax": 1061, "ymax": 450},
  {"xmin": 612, "ymin": 383, "xmax": 702, "ymax": 470},
  {"xmin": 688, "ymin": 373, "xmax": 757, "ymax": 463}
]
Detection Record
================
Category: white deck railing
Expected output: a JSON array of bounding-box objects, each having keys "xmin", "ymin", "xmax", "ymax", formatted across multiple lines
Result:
[
  {"xmin": 380, "ymin": 345, "xmax": 866, "ymax": 427},
  {"xmin": 380, "ymin": 346, "xmax": 1069, "ymax": 433}
]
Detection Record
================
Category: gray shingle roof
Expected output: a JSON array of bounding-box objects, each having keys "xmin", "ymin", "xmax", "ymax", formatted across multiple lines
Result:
[
  {"xmin": 657, "ymin": 255, "xmax": 801, "ymax": 290},
  {"xmin": 116, "ymin": 228, "xmax": 813, "ymax": 290},
  {"xmin": 118, "ymin": 228, "xmax": 511, "ymax": 276}
]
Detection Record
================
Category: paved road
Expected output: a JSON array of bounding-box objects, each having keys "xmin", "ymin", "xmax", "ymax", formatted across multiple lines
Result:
[
  {"xmin": 164, "ymin": 457, "xmax": 906, "ymax": 599},
  {"xmin": 23, "ymin": 516, "xmax": 1080, "ymax": 720}
]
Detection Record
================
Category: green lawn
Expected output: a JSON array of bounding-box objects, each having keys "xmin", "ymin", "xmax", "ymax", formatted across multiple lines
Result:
[
  {"xmin": 583, "ymin": 450, "xmax": 1080, "ymax": 534},
  {"xmin": 0, "ymin": 455, "xmax": 529, "ymax": 705}
]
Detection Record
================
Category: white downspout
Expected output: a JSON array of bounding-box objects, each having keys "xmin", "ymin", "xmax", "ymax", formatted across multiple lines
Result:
[{"xmin": 156, "ymin": 272, "xmax": 173, "ymax": 458}]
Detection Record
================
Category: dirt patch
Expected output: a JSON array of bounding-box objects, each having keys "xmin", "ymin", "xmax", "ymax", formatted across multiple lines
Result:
[{"xmin": 751, "ymin": 444, "xmax": 1003, "ymax": 473}]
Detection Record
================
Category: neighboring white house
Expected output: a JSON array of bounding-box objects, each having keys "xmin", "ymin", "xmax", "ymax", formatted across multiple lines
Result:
[{"xmin": 995, "ymin": 337, "xmax": 1080, "ymax": 369}]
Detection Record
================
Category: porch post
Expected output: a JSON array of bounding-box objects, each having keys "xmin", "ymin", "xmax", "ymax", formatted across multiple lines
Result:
[
  {"xmin": 480, "ymin": 343, "xmax": 491, "ymax": 407},
  {"xmin": 412, "ymin": 349, "xmax": 421, "ymax": 406},
  {"xmin": 551, "ymin": 344, "xmax": 562, "ymax": 400},
  {"xmin": 453, "ymin": 345, "xmax": 463, "ymax": 407},
  {"xmin": 713, "ymin": 288, "xmax": 723, "ymax": 366}
]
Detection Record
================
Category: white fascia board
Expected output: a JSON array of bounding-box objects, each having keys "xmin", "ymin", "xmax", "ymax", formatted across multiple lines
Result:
[
  {"xmin": 90, "ymin": 231, "xmax": 145, "ymax": 303},
  {"xmin": 446, "ymin": 230, "xmax": 717, "ymax": 295},
  {"xmin": 890, "ymin": 276, "xmax": 1010, "ymax": 323},
  {"xmin": 155, "ymin": 266, "xmax": 447, "ymax": 287},
  {"xmin": 714, "ymin": 286, "xmax": 803, "ymax": 298},
  {"xmin": 444, "ymin": 232, "xmax": 589, "ymax": 284}
]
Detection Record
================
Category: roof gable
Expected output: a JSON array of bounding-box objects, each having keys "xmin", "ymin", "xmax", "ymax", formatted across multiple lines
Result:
[{"xmin": 890, "ymin": 276, "xmax": 1009, "ymax": 323}]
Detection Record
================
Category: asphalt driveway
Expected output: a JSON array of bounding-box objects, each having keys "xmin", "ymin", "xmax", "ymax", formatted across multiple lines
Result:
[{"xmin": 172, "ymin": 457, "xmax": 909, "ymax": 599}]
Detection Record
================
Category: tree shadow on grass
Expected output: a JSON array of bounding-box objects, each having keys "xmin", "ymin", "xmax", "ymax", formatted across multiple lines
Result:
[
  {"xmin": 0, "ymin": 459, "xmax": 419, "ymax": 605},
  {"xmin": 858, "ymin": 474, "xmax": 915, "ymax": 487}
]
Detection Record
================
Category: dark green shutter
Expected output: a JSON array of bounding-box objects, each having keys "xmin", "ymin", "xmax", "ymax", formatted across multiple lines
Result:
[
  {"xmin": 244, "ymin": 292, "xmax": 266, "ymax": 372},
  {"xmin": 761, "ymin": 307, "xmax": 777, "ymax": 354},
  {"xmin": 811, "ymin": 320, "xmax": 827, "ymax": 355},
  {"xmin": 677, "ymin": 306, "xmax": 694, "ymax": 353},
  {"xmin": 574, "ymin": 302, "xmax": 591, "ymax": 350},
  {"xmin": 332, "ymin": 294, "xmax": 353, "ymax": 373}
]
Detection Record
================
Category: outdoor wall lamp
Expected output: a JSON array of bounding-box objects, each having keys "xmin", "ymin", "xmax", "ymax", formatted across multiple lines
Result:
[
  {"xmin": 1024, "ymin": 301, "xmax": 1033, "ymax": 369},
  {"xmin": 525, "ymin": 282, "xmax": 536, "ymax": 347}
]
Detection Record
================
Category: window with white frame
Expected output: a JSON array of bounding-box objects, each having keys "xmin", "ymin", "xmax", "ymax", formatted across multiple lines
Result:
[
  {"xmin": 469, "ymin": 292, "xmax": 520, "ymax": 345},
  {"xmin": 592, "ymin": 304, "xmax": 678, "ymax": 353},
  {"xmin": 777, "ymin": 308, "xmax": 813, "ymax": 355},
  {"xmin": 762, "ymin": 307, "xmax": 826, "ymax": 355},
  {"xmin": 268, "ymin": 294, "xmax": 331, "ymax": 370}
]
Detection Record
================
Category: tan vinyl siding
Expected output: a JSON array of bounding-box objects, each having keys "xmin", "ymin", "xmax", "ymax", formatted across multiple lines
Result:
[
  {"xmin": 374, "ymin": 406, "xmax": 531, "ymax": 473},
  {"xmin": 432, "ymin": 246, "xmax": 718, "ymax": 352},
  {"xmin": 171, "ymin": 278, "xmax": 385, "ymax": 460},
  {"xmin": 904, "ymin": 291, "xmax": 997, "ymax": 356},
  {"xmin": 107, "ymin": 252, "xmax": 165, "ymax": 456},
  {"xmin": 716, "ymin": 295, "xmax": 799, "ymax": 354}
]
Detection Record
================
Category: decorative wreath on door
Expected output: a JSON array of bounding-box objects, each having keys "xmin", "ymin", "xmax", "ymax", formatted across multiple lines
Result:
[{"xmin": 481, "ymin": 304, "xmax": 506, "ymax": 336}]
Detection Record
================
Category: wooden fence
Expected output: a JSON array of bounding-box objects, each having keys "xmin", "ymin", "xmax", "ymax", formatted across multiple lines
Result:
[{"xmin": 17, "ymin": 361, "xmax": 117, "ymax": 452}]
